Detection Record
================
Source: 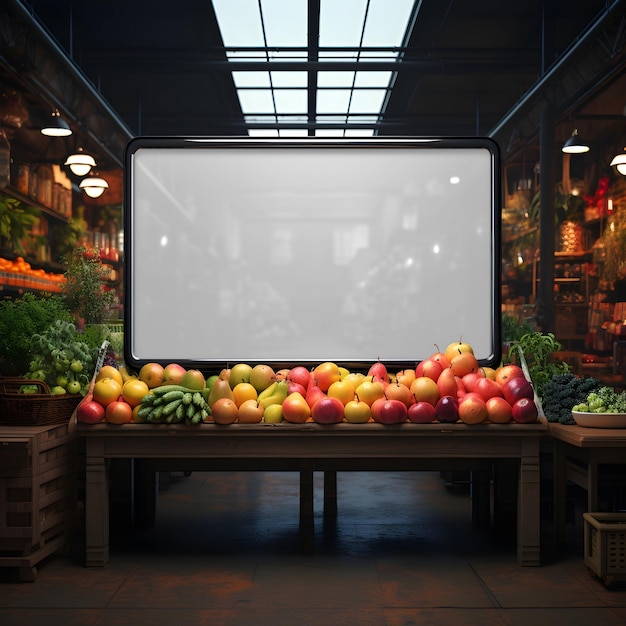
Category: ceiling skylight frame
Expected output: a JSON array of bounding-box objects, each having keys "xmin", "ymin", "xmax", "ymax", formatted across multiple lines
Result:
[{"xmin": 212, "ymin": 0, "xmax": 419, "ymax": 137}]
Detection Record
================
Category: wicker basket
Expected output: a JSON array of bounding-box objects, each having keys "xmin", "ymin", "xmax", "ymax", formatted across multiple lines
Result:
[{"xmin": 0, "ymin": 378, "xmax": 81, "ymax": 426}]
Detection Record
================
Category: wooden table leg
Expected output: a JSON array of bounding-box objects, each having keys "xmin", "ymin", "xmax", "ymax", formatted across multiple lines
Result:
[
  {"xmin": 517, "ymin": 437, "xmax": 541, "ymax": 566},
  {"xmin": 300, "ymin": 467, "xmax": 314, "ymax": 554},
  {"xmin": 552, "ymin": 441, "xmax": 567, "ymax": 551},
  {"xmin": 84, "ymin": 438, "xmax": 109, "ymax": 567},
  {"xmin": 323, "ymin": 470, "xmax": 337, "ymax": 518}
]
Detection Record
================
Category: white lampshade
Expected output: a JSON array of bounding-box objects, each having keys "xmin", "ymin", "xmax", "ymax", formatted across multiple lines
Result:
[
  {"xmin": 80, "ymin": 175, "xmax": 109, "ymax": 198},
  {"xmin": 562, "ymin": 128, "xmax": 590, "ymax": 154},
  {"xmin": 610, "ymin": 150, "xmax": 626, "ymax": 176},
  {"xmin": 64, "ymin": 148, "xmax": 96, "ymax": 176}
]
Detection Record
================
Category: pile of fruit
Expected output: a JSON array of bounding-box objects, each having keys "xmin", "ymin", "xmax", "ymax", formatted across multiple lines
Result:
[{"xmin": 76, "ymin": 340, "xmax": 540, "ymax": 426}]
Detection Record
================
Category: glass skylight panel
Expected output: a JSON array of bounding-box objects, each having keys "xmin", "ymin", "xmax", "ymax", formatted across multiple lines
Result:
[
  {"xmin": 273, "ymin": 90, "xmax": 307, "ymax": 114},
  {"xmin": 212, "ymin": 0, "xmax": 418, "ymax": 135},
  {"xmin": 232, "ymin": 71, "xmax": 271, "ymax": 88},
  {"xmin": 315, "ymin": 129, "xmax": 345, "ymax": 137},
  {"xmin": 248, "ymin": 129, "xmax": 279, "ymax": 137},
  {"xmin": 279, "ymin": 129, "xmax": 308, "ymax": 137},
  {"xmin": 349, "ymin": 89, "xmax": 387, "ymax": 114},
  {"xmin": 362, "ymin": 0, "xmax": 415, "ymax": 47},
  {"xmin": 237, "ymin": 90, "xmax": 275, "ymax": 114},
  {"xmin": 317, "ymin": 89, "xmax": 352, "ymax": 114},
  {"xmin": 319, "ymin": 0, "xmax": 369, "ymax": 47},
  {"xmin": 344, "ymin": 128, "xmax": 375, "ymax": 137},
  {"xmin": 271, "ymin": 71, "xmax": 307, "ymax": 88},
  {"xmin": 213, "ymin": 0, "xmax": 264, "ymax": 46},
  {"xmin": 354, "ymin": 71, "xmax": 392, "ymax": 88},
  {"xmin": 260, "ymin": 0, "xmax": 307, "ymax": 47},
  {"xmin": 318, "ymin": 72, "xmax": 356, "ymax": 88}
]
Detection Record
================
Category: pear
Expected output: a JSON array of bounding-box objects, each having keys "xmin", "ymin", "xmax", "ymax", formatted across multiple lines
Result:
[{"xmin": 207, "ymin": 377, "xmax": 235, "ymax": 408}]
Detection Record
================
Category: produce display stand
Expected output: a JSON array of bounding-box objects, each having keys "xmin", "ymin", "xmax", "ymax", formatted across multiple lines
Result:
[
  {"xmin": 77, "ymin": 420, "xmax": 545, "ymax": 568},
  {"xmin": 0, "ymin": 420, "xmax": 76, "ymax": 581},
  {"xmin": 547, "ymin": 422, "xmax": 626, "ymax": 551}
]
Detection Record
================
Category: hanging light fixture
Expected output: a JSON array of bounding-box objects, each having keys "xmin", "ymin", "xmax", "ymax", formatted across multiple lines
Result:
[
  {"xmin": 562, "ymin": 128, "xmax": 590, "ymax": 154},
  {"xmin": 40, "ymin": 109, "xmax": 72, "ymax": 137},
  {"xmin": 610, "ymin": 148, "xmax": 626, "ymax": 175},
  {"xmin": 80, "ymin": 173, "xmax": 108, "ymax": 198},
  {"xmin": 64, "ymin": 147, "xmax": 97, "ymax": 176}
]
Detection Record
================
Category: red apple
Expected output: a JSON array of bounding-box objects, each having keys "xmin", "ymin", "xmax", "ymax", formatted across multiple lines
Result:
[
  {"xmin": 76, "ymin": 399, "xmax": 105, "ymax": 424},
  {"xmin": 162, "ymin": 363, "xmax": 187, "ymax": 385},
  {"xmin": 415, "ymin": 358, "xmax": 444, "ymax": 382},
  {"xmin": 485, "ymin": 396, "xmax": 513, "ymax": 423},
  {"xmin": 474, "ymin": 377, "xmax": 504, "ymax": 401},
  {"xmin": 287, "ymin": 380, "xmax": 307, "ymax": 396},
  {"xmin": 371, "ymin": 398, "xmax": 408, "ymax": 424},
  {"xmin": 407, "ymin": 401, "xmax": 436, "ymax": 423},
  {"xmin": 511, "ymin": 397, "xmax": 539, "ymax": 423},
  {"xmin": 495, "ymin": 364, "xmax": 525, "ymax": 388},
  {"xmin": 502, "ymin": 376, "xmax": 534, "ymax": 405},
  {"xmin": 435, "ymin": 395, "xmax": 459, "ymax": 423},
  {"xmin": 287, "ymin": 366, "xmax": 312, "ymax": 390},
  {"xmin": 311, "ymin": 396, "xmax": 345, "ymax": 424},
  {"xmin": 455, "ymin": 376, "xmax": 467, "ymax": 400}
]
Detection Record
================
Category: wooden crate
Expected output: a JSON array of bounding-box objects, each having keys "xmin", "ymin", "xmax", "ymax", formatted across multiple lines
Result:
[
  {"xmin": 583, "ymin": 512, "xmax": 626, "ymax": 587},
  {"xmin": 0, "ymin": 421, "xmax": 76, "ymax": 581}
]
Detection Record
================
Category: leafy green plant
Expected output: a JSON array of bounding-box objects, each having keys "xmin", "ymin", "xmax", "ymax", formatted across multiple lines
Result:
[
  {"xmin": 27, "ymin": 319, "xmax": 95, "ymax": 395},
  {"xmin": 0, "ymin": 292, "xmax": 72, "ymax": 375},
  {"xmin": 504, "ymin": 331, "xmax": 569, "ymax": 397},
  {"xmin": 0, "ymin": 192, "xmax": 40, "ymax": 252},
  {"xmin": 62, "ymin": 246, "xmax": 118, "ymax": 325}
]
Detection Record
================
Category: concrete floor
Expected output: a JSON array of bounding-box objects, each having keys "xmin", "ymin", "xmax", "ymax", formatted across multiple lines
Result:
[{"xmin": 1, "ymin": 469, "xmax": 625, "ymax": 625}]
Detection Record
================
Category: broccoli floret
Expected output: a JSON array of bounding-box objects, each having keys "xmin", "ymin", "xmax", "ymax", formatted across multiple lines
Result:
[{"xmin": 541, "ymin": 373, "xmax": 602, "ymax": 424}]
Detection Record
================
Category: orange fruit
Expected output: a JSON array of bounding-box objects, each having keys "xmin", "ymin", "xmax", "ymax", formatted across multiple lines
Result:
[
  {"xmin": 93, "ymin": 377, "xmax": 122, "ymax": 407},
  {"xmin": 122, "ymin": 378, "xmax": 150, "ymax": 408},
  {"xmin": 232, "ymin": 382, "xmax": 258, "ymax": 407},
  {"xmin": 96, "ymin": 365, "xmax": 123, "ymax": 387}
]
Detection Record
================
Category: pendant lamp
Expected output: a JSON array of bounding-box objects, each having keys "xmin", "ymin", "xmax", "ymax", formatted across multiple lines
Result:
[
  {"xmin": 64, "ymin": 147, "xmax": 97, "ymax": 176},
  {"xmin": 80, "ymin": 173, "xmax": 108, "ymax": 198},
  {"xmin": 561, "ymin": 129, "xmax": 590, "ymax": 154},
  {"xmin": 610, "ymin": 148, "xmax": 626, "ymax": 175},
  {"xmin": 41, "ymin": 109, "xmax": 72, "ymax": 137}
]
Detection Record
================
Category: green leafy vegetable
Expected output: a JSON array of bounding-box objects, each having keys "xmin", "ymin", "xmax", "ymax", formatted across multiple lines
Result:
[
  {"xmin": 541, "ymin": 373, "xmax": 602, "ymax": 424},
  {"xmin": 572, "ymin": 387, "xmax": 626, "ymax": 413}
]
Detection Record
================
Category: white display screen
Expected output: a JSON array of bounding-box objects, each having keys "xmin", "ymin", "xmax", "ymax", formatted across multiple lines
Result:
[{"xmin": 124, "ymin": 138, "xmax": 501, "ymax": 372}]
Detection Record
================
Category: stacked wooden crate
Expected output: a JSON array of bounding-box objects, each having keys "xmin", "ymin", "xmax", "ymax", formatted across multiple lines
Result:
[{"xmin": 0, "ymin": 421, "xmax": 76, "ymax": 581}]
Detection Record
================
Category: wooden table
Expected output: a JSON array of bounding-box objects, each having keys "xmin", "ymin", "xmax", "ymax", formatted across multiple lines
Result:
[
  {"xmin": 77, "ymin": 421, "xmax": 546, "ymax": 567},
  {"xmin": 547, "ymin": 422, "xmax": 626, "ymax": 549}
]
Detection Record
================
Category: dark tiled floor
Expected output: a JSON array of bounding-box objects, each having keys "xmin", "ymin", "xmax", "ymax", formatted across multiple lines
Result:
[{"xmin": 1, "ymin": 470, "xmax": 625, "ymax": 625}]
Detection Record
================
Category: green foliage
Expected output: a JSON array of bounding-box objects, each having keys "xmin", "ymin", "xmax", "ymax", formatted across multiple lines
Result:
[
  {"xmin": 0, "ymin": 192, "xmax": 40, "ymax": 252},
  {"xmin": 501, "ymin": 313, "xmax": 535, "ymax": 343},
  {"xmin": 62, "ymin": 246, "xmax": 118, "ymax": 325},
  {"xmin": 504, "ymin": 331, "xmax": 568, "ymax": 397},
  {"xmin": 0, "ymin": 292, "xmax": 71, "ymax": 375},
  {"xmin": 27, "ymin": 319, "xmax": 95, "ymax": 394}
]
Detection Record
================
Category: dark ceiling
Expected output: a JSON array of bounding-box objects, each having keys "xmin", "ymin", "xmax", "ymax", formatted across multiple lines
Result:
[{"xmin": 2, "ymin": 0, "xmax": 626, "ymax": 170}]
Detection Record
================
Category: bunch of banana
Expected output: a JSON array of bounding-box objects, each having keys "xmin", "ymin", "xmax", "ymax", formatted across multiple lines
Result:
[
  {"xmin": 136, "ymin": 385, "xmax": 211, "ymax": 425},
  {"xmin": 257, "ymin": 380, "xmax": 289, "ymax": 409}
]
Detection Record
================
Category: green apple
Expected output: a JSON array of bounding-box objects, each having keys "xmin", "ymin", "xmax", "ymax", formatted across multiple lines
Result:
[{"xmin": 229, "ymin": 363, "xmax": 253, "ymax": 389}]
